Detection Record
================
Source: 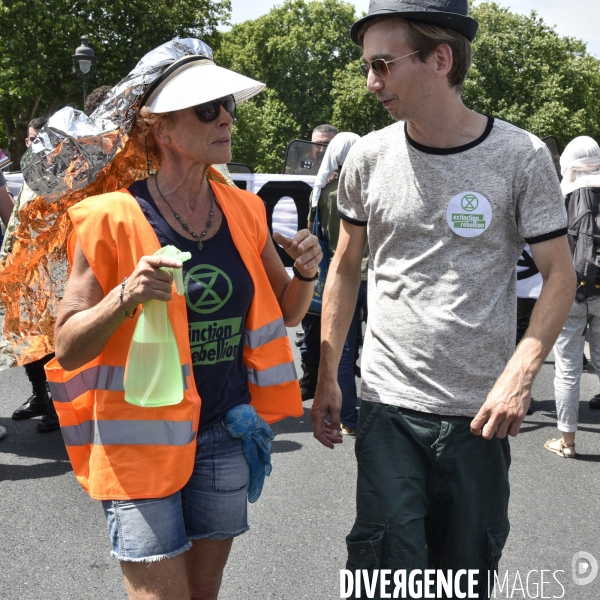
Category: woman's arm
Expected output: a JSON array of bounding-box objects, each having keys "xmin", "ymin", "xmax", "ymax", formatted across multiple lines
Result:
[
  {"xmin": 261, "ymin": 230, "xmax": 322, "ymax": 327},
  {"xmin": 55, "ymin": 241, "xmax": 182, "ymax": 371}
]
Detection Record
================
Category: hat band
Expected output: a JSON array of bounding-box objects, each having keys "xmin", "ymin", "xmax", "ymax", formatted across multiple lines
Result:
[{"xmin": 141, "ymin": 55, "xmax": 214, "ymax": 110}]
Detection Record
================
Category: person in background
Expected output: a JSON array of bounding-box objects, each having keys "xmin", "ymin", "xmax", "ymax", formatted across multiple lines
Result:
[
  {"xmin": 308, "ymin": 132, "xmax": 367, "ymax": 435},
  {"xmin": 0, "ymin": 169, "xmax": 15, "ymax": 227},
  {"xmin": 517, "ymin": 244, "xmax": 542, "ymax": 416},
  {"xmin": 84, "ymin": 85, "xmax": 113, "ymax": 116},
  {"xmin": 0, "ymin": 166, "xmax": 15, "ymax": 438},
  {"xmin": 545, "ymin": 136, "xmax": 600, "ymax": 458},
  {"xmin": 11, "ymin": 117, "xmax": 59, "ymax": 432},
  {"xmin": 298, "ymin": 124, "xmax": 339, "ymax": 400},
  {"xmin": 311, "ymin": 124, "xmax": 338, "ymax": 165}
]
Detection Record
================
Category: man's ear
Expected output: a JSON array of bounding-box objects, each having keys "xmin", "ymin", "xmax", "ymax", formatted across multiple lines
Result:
[{"xmin": 433, "ymin": 43, "xmax": 453, "ymax": 80}]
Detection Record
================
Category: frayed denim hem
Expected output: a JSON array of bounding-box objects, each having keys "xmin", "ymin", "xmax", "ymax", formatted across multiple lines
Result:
[
  {"xmin": 110, "ymin": 540, "xmax": 192, "ymax": 563},
  {"xmin": 188, "ymin": 525, "xmax": 249, "ymax": 541}
]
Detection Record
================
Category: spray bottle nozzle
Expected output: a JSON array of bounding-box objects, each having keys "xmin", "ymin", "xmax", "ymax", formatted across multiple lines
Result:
[{"xmin": 154, "ymin": 245, "xmax": 192, "ymax": 295}]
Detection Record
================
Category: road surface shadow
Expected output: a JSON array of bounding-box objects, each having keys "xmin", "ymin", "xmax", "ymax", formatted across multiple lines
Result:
[
  {"xmin": 0, "ymin": 460, "xmax": 72, "ymax": 481},
  {"xmin": 272, "ymin": 440, "xmax": 303, "ymax": 453},
  {"xmin": 271, "ymin": 408, "xmax": 314, "ymax": 435},
  {"xmin": 0, "ymin": 416, "xmax": 69, "ymax": 461}
]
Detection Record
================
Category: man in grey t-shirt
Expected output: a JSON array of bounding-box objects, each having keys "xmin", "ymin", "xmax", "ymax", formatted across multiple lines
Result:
[{"xmin": 311, "ymin": 0, "xmax": 575, "ymax": 595}]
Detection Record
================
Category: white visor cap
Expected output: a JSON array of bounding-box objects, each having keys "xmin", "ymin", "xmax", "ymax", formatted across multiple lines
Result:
[{"xmin": 144, "ymin": 59, "xmax": 266, "ymax": 113}]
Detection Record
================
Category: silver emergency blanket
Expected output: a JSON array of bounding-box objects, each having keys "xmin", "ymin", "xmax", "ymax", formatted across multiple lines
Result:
[{"xmin": 22, "ymin": 38, "xmax": 213, "ymax": 198}]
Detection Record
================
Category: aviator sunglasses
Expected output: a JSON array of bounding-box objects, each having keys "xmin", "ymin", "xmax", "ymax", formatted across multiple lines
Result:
[
  {"xmin": 193, "ymin": 95, "xmax": 236, "ymax": 123},
  {"xmin": 360, "ymin": 50, "xmax": 419, "ymax": 78}
]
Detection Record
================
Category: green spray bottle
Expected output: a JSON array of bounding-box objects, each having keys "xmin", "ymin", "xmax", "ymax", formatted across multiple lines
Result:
[{"xmin": 124, "ymin": 245, "xmax": 192, "ymax": 407}]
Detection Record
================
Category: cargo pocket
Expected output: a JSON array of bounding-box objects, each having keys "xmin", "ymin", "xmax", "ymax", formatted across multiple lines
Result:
[
  {"xmin": 480, "ymin": 517, "xmax": 510, "ymax": 571},
  {"xmin": 346, "ymin": 519, "xmax": 388, "ymax": 569}
]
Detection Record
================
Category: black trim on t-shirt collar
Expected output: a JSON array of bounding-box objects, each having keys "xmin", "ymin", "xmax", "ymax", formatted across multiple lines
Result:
[
  {"xmin": 525, "ymin": 227, "xmax": 568, "ymax": 245},
  {"xmin": 405, "ymin": 115, "xmax": 494, "ymax": 155}
]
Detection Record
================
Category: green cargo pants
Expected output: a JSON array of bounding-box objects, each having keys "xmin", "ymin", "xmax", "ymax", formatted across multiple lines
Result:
[{"xmin": 346, "ymin": 401, "xmax": 511, "ymax": 599}]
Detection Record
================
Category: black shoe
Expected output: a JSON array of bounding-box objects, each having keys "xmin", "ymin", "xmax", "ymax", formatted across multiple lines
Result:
[
  {"xmin": 589, "ymin": 395, "xmax": 600, "ymax": 409},
  {"xmin": 12, "ymin": 392, "xmax": 50, "ymax": 420},
  {"xmin": 295, "ymin": 336, "xmax": 304, "ymax": 348},
  {"xmin": 37, "ymin": 401, "xmax": 60, "ymax": 432},
  {"xmin": 299, "ymin": 363, "xmax": 318, "ymax": 401}
]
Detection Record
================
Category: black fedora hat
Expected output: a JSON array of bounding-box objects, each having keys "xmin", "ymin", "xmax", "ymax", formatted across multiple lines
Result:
[{"xmin": 350, "ymin": 0, "xmax": 479, "ymax": 44}]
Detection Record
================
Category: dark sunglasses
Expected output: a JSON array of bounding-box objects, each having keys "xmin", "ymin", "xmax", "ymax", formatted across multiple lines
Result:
[
  {"xmin": 27, "ymin": 135, "xmax": 38, "ymax": 143},
  {"xmin": 193, "ymin": 95, "xmax": 236, "ymax": 123},
  {"xmin": 360, "ymin": 50, "xmax": 419, "ymax": 78}
]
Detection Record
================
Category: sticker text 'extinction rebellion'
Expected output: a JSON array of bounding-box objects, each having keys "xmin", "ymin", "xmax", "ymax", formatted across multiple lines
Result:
[
  {"xmin": 452, "ymin": 213, "xmax": 486, "ymax": 230},
  {"xmin": 189, "ymin": 317, "xmax": 242, "ymax": 365}
]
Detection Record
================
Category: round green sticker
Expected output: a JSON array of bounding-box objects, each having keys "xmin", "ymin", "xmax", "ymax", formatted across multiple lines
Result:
[{"xmin": 446, "ymin": 191, "xmax": 492, "ymax": 238}]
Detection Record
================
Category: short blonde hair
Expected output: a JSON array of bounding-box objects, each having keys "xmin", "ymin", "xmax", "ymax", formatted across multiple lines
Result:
[{"xmin": 358, "ymin": 16, "xmax": 472, "ymax": 91}]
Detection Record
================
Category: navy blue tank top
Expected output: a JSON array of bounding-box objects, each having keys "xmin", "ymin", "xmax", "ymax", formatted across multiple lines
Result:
[{"xmin": 129, "ymin": 179, "xmax": 254, "ymax": 432}]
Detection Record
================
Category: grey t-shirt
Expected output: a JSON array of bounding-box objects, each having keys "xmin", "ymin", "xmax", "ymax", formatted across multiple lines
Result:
[{"xmin": 338, "ymin": 117, "xmax": 567, "ymax": 417}]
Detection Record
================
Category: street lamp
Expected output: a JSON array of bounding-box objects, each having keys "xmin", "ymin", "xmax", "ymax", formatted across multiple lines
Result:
[{"xmin": 72, "ymin": 35, "xmax": 96, "ymax": 107}]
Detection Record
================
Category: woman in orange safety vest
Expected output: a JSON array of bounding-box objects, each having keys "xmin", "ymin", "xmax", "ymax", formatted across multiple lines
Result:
[{"xmin": 48, "ymin": 41, "xmax": 321, "ymax": 600}]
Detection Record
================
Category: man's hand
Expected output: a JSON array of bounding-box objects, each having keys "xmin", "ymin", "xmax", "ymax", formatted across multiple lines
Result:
[
  {"xmin": 272, "ymin": 229, "xmax": 322, "ymax": 276},
  {"xmin": 310, "ymin": 376, "xmax": 344, "ymax": 449},
  {"xmin": 470, "ymin": 369, "xmax": 531, "ymax": 439}
]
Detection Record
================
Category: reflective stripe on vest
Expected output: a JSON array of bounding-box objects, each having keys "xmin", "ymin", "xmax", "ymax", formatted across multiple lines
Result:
[
  {"xmin": 49, "ymin": 363, "xmax": 191, "ymax": 403},
  {"xmin": 245, "ymin": 317, "xmax": 287, "ymax": 349},
  {"xmin": 247, "ymin": 361, "xmax": 297, "ymax": 387},
  {"xmin": 61, "ymin": 419, "xmax": 195, "ymax": 447}
]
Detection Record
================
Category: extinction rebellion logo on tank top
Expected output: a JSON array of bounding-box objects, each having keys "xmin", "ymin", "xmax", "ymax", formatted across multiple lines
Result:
[
  {"xmin": 184, "ymin": 264, "xmax": 241, "ymax": 365},
  {"xmin": 446, "ymin": 191, "xmax": 493, "ymax": 238}
]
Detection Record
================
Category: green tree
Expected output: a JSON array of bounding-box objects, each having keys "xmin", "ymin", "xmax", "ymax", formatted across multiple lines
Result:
[
  {"xmin": 464, "ymin": 2, "xmax": 600, "ymax": 148},
  {"xmin": 0, "ymin": 0, "xmax": 230, "ymax": 165},
  {"xmin": 218, "ymin": 0, "xmax": 360, "ymax": 172},
  {"xmin": 231, "ymin": 90, "xmax": 299, "ymax": 173},
  {"xmin": 331, "ymin": 60, "xmax": 393, "ymax": 135}
]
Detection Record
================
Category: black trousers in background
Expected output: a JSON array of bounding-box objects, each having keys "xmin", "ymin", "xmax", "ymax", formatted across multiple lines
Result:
[
  {"xmin": 299, "ymin": 313, "xmax": 321, "ymax": 367},
  {"xmin": 24, "ymin": 353, "xmax": 55, "ymax": 396}
]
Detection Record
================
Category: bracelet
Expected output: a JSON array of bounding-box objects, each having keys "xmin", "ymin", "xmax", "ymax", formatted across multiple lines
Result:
[
  {"xmin": 292, "ymin": 264, "xmax": 320, "ymax": 282},
  {"xmin": 119, "ymin": 277, "xmax": 138, "ymax": 319}
]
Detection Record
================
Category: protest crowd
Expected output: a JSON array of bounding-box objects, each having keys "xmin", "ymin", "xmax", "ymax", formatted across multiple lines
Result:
[{"xmin": 0, "ymin": 0, "xmax": 599, "ymax": 599}]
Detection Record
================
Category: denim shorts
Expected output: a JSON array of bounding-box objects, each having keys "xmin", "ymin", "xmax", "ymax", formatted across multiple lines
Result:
[{"xmin": 102, "ymin": 422, "xmax": 250, "ymax": 562}]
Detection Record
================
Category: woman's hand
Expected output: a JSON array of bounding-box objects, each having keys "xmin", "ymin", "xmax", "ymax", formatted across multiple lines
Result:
[
  {"xmin": 121, "ymin": 255, "xmax": 183, "ymax": 314},
  {"xmin": 55, "ymin": 245, "xmax": 183, "ymax": 371},
  {"xmin": 272, "ymin": 229, "xmax": 322, "ymax": 277}
]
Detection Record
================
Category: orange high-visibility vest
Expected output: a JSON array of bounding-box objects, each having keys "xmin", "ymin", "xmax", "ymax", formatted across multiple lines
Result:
[{"xmin": 45, "ymin": 182, "xmax": 303, "ymax": 501}]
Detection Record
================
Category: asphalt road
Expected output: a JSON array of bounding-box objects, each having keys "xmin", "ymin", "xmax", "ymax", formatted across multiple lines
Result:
[{"xmin": 1, "ymin": 332, "xmax": 600, "ymax": 600}]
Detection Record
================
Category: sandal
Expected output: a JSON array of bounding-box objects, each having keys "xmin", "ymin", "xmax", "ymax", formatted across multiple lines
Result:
[{"xmin": 544, "ymin": 437, "xmax": 576, "ymax": 458}]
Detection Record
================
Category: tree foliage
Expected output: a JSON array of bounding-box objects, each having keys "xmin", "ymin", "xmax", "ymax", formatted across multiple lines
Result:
[
  {"xmin": 217, "ymin": 0, "xmax": 360, "ymax": 172},
  {"xmin": 464, "ymin": 2, "xmax": 600, "ymax": 149},
  {"xmin": 221, "ymin": 0, "xmax": 599, "ymax": 170},
  {"xmin": 2, "ymin": 0, "xmax": 598, "ymax": 172},
  {"xmin": 330, "ymin": 61, "xmax": 393, "ymax": 135},
  {"xmin": 0, "ymin": 0, "xmax": 230, "ymax": 164}
]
